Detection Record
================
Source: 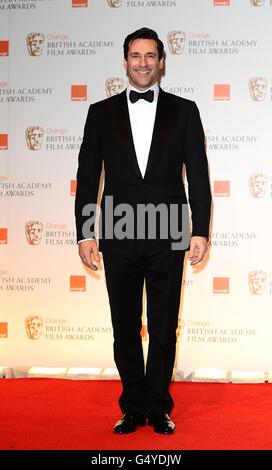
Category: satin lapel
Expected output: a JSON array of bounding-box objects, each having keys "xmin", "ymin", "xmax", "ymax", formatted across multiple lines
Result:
[
  {"xmin": 144, "ymin": 88, "xmax": 179, "ymax": 180},
  {"xmin": 115, "ymin": 90, "xmax": 143, "ymax": 180}
]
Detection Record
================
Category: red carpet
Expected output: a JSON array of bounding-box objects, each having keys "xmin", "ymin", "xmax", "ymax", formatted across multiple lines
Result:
[{"xmin": 0, "ymin": 379, "xmax": 272, "ymax": 450}]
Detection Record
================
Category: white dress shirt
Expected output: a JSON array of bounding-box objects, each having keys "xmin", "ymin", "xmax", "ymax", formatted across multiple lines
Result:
[
  {"xmin": 78, "ymin": 82, "xmax": 159, "ymax": 243},
  {"xmin": 127, "ymin": 82, "xmax": 159, "ymax": 178}
]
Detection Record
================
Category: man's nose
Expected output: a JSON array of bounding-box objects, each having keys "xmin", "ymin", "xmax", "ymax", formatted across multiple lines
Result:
[{"xmin": 139, "ymin": 56, "xmax": 148, "ymax": 66}]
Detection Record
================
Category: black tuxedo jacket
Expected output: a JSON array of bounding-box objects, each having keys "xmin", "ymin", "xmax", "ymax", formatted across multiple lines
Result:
[{"xmin": 75, "ymin": 88, "xmax": 211, "ymax": 253}]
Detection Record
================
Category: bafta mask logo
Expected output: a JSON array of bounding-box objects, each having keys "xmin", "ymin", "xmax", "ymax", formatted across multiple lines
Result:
[
  {"xmin": 107, "ymin": 0, "xmax": 123, "ymax": 6},
  {"xmin": 167, "ymin": 31, "xmax": 186, "ymax": 55},
  {"xmin": 249, "ymin": 173, "xmax": 268, "ymax": 198},
  {"xmin": 248, "ymin": 271, "xmax": 267, "ymax": 295},
  {"xmin": 25, "ymin": 220, "xmax": 43, "ymax": 245},
  {"xmin": 25, "ymin": 315, "xmax": 43, "ymax": 339},
  {"xmin": 26, "ymin": 33, "xmax": 45, "ymax": 57},
  {"xmin": 250, "ymin": 0, "xmax": 265, "ymax": 5},
  {"xmin": 249, "ymin": 77, "xmax": 268, "ymax": 101},
  {"xmin": 26, "ymin": 126, "xmax": 44, "ymax": 150},
  {"xmin": 105, "ymin": 77, "xmax": 124, "ymax": 97}
]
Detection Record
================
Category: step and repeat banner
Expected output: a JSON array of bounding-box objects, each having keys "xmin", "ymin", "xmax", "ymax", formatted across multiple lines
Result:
[{"xmin": 0, "ymin": 0, "xmax": 271, "ymax": 379}]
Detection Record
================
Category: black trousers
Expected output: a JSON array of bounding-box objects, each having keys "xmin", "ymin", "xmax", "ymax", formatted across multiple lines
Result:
[{"xmin": 102, "ymin": 240, "xmax": 185, "ymax": 415}]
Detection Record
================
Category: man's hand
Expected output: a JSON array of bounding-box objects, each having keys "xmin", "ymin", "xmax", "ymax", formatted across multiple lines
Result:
[
  {"xmin": 78, "ymin": 240, "xmax": 100, "ymax": 271},
  {"xmin": 189, "ymin": 236, "xmax": 208, "ymax": 266}
]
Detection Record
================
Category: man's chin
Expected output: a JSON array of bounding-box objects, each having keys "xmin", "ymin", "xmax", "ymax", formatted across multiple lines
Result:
[{"xmin": 132, "ymin": 79, "xmax": 155, "ymax": 90}]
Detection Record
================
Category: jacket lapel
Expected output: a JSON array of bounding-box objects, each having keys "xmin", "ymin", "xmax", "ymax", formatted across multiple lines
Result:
[
  {"xmin": 115, "ymin": 90, "xmax": 142, "ymax": 180},
  {"xmin": 114, "ymin": 88, "xmax": 178, "ymax": 180},
  {"xmin": 144, "ymin": 88, "xmax": 179, "ymax": 179}
]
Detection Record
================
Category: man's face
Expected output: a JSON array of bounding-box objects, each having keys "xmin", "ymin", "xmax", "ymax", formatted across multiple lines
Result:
[{"xmin": 124, "ymin": 38, "xmax": 163, "ymax": 91}]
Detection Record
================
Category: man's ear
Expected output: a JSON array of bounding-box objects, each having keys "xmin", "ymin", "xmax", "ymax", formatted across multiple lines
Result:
[
  {"xmin": 159, "ymin": 57, "xmax": 164, "ymax": 70},
  {"xmin": 123, "ymin": 58, "xmax": 127, "ymax": 70}
]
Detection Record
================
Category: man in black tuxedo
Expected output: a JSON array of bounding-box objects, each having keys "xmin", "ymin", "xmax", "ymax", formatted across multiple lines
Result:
[{"xmin": 75, "ymin": 28, "xmax": 211, "ymax": 434}]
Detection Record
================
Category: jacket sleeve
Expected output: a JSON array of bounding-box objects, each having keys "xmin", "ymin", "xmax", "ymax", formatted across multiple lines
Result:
[
  {"xmin": 184, "ymin": 102, "xmax": 211, "ymax": 239},
  {"xmin": 75, "ymin": 105, "xmax": 103, "ymax": 243}
]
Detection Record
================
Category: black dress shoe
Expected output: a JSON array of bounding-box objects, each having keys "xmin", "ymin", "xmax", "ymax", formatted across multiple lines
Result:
[
  {"xmin": 148, "ymin": 413, "xmax": 175, "ymax": 434},
  {"xmin": 113, "ymin": 412, "xmax": 146, "ymax": 434}
]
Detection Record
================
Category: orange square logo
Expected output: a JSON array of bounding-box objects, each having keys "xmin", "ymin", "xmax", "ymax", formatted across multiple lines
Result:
[
  {"xmin": 70, "ymin": 180, "xmax": 77, "ymax": 196},
  {"xmin": 213, "ymin": 277, "xmax": 229, "ymax": 294},
  {"xmin": 0, "ymin": 228, "xmax": 7, "ymax": 244},
  {"xmin": 70, "ymin": 275, "xmax": 86, "ymax": 291},
  {"xmin": 214, "ymin": 181, "xmax": 230, "ymax": 197},
  {"xmin": 0, "ymin": 134, "xmax": 8, "ymax": 150},
  {"xmin": 141, "ymin": 324, "xmax": 148, "ymax": 341},
  {"xmin": 214, "ymin": 84, "xmax": 230, "ymax": 101},
  {"xmin": 214, "ymin": 0, "xmax": 230, "ymax": 5},
  {"xmin": 72, "ymin": 0, "xmax": 88, "ymax": 6},
  {"xmin": 0, "ymin": 41, "xmax": 9, "ymax": 57},
  {"xmin": 0, "ymin": 322, "xmax": 8, "ymax": 338},
  {"xmin": 71, "ymin": 85, "xmax": 87, "ymax": 101}
]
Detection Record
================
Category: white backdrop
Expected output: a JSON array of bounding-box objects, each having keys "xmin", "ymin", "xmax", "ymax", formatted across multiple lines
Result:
[{"xmin": 0, "ymin": 0, "xmax": 271, "ymax": 380}]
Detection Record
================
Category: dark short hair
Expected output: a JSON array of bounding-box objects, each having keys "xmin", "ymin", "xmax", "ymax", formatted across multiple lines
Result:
[{"xmin": 123, "ymin": 27, "xmax": 164, "ymax": 60}]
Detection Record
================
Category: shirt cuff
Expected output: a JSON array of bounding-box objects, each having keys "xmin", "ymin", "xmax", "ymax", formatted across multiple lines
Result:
[{"xmin": 78, "ymin": 238, "xmax": 95, "ymax": 244}]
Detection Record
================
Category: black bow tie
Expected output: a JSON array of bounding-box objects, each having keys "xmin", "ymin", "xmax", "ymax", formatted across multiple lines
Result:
[{"xmin": 129, "ymin": 89, "xmax": 154, "ymax": 103}]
